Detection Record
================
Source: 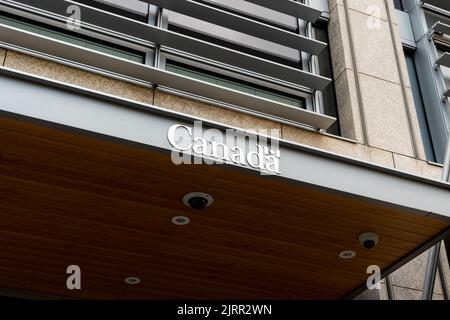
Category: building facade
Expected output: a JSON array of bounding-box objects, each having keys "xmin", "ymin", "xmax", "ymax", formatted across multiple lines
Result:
[{"xmin": 0, "ymin": 0, "xmax": 449, "ymax": 299}]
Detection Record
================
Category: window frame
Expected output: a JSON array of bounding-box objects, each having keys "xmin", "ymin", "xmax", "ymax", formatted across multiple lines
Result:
[
  {"xmin": 0, "ymin": 11, "xmax": 147, "ymax": 63},
  {"xmin": 399, "ymin": 1, "xmax": 450, "ymax": 162},
  {"xmin": 404, "ymin": 49, "xmax": 437, "ymax": 162}
]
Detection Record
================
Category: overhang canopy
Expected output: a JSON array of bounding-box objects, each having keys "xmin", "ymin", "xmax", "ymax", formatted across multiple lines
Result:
[{"xmin": 0, "ymin": 69, "xmax": 449, "ymax": 299}]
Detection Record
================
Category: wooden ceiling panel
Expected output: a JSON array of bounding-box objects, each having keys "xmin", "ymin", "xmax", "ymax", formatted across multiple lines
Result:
[{"xmin": 0, "ymin": 116, "xmax": 448, "ymax": 299}]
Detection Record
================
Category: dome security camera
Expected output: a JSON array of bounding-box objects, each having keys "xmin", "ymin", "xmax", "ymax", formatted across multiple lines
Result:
[
  {"xmin": 358, "ymin": 232, "xmax": 380, "ymax": 250},
  {"xmin": 183, "ymin": 192, "xmax": 214, "ymax": 210}
]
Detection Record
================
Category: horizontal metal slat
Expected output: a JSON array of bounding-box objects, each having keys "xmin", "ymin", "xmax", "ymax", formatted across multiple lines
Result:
[
  {"xmin": 167, "ymin": 11, "xmax": 301, "ymax": 62},
  {"xmin": 202, "ymin": 0, "xmax": 298, "ymax": 30},
  {"xmin": 140, "ymin": 0, "xmax": 327, "ymax": 55},
  {"xmin": 423, "ymin": 0, "xmax": 450, "ymax": 12},
  {"xmin": 242, "ymin": 0, "xmax": 322, "ymax": 23},
  {"xmin": 1, "ymin": 0, "xmax": 331, "ymax": 90},
  {"xmin": 432, "ymin": 21, "xmax": 450, "ymax": 35},
  {"xmin": 444, "ymin": 87, "xmax": 450, "ymax": 98},
  {"xmin": 436, "ymin": 52, "xmax": 450, "ymax": 68},
  {"xmin": 0, "ymin": 25, "xmax": 336, "ymax": 129},
  {"xmin": 93, "ymin": 0, "xmax": 149, "ymax": 17}
]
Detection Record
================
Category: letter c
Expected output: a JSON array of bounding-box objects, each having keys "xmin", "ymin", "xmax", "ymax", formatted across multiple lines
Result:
[{"xmin": 168, "ymin": 124, "xmax": 192, "ymax": 151}]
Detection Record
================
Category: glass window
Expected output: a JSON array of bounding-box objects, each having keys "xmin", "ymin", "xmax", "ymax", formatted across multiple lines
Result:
[
  {"xmin": 167, "ymin": 22, "xmax": 300, "ymax": 68},
  {"xmin": 404, "ymin": 51, "xmax": 437, "ymax": 162},
  {"xmin": 166, "ymin": 61, "xmax": 306, "ymax": 109},
  {"xmin": 1, "ymin": 0, "xmax": 338, "ymax": 131},
  {"xmin": 0, "ymin": 12, "xmax": 146, "ymax": 63}
]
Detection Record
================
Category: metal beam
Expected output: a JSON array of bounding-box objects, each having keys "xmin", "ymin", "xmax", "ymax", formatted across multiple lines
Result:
[
  {"xmin": 139, "ymin": 0, "xmax": 327, "ymax": 55},
  {"xmin": 386, "ymin": 275, "xmax": 395, "ymax": 300},
  {"xmin": 241, "ymin": 0, "xmax": 322, "ymax": 23},
  {"xmin": 442, "ymin": 132, "xmax": 450, "ymax": 183},
  {"xmin": 422, "ymin": 243, "xmax": 441, "ymax": 300},
  {"xmin": 422, "ymin": 10, "xmax": 450, "ymax": 300},
  {"xmin": 422, "ymin": 132, "xmax": 450, "ymax": 300},
  {"xmin": 408, "ymin": 3, "xmax": 450, "ymax": 163},
  {"xmin": 438, "ymin": 255, "xmax": 449, "ymax": 299}
]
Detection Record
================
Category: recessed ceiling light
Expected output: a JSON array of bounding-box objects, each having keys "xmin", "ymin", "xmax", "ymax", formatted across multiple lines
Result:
[
  {"xmin": 124, "ymin": 276, "xmax": 141, "ymax": 285},
  {"xmin": 339, "ymin": 250, "xmax": 356, "ymax": 259},
  {"xmin": 172, "ymin": 216, "xmax": 190, "ymax": 226}
]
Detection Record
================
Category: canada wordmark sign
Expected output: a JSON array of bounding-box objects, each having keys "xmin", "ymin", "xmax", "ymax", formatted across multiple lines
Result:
[{"xmin": 168, "ymin": 121, "xmax": 281, "ymax": 175}]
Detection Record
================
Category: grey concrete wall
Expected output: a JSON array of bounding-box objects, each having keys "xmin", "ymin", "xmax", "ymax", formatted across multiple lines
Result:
[{"xmin": 328, "ymin": 0, "xmax": 426, "ymax": 160}]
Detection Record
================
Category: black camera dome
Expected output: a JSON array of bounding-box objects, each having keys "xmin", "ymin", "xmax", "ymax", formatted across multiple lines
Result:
[
  {"xmin": 188, "ymin": 196, "xmax": 209, "ymax": 210},
  {"xmin": 183, "ymin": 192, "xmax": 214, "ymax": 210}
]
